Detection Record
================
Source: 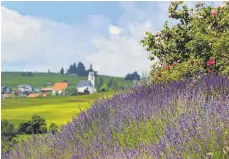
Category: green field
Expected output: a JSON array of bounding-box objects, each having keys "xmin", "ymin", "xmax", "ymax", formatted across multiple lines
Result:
[
  {"xmin": 1, "ymin": 72, "xmax": 131, "ymax": 89},
  {"xmin": 1, "ymin": 92, "xmax": 115, "ymax": 127}
]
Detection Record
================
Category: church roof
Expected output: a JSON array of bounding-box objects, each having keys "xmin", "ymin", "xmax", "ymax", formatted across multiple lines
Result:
[{"xmin": 77, "ymin": 80, "xmax": 92, "ymax": 87}]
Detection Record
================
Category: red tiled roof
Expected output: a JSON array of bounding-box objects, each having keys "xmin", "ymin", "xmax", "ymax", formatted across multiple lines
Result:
[
  {"xmin": 53, "ymin": 82, "xmax": 68, "ymax": 91},
  {"xmin": 27, "ymin": 94, "xmax": 39, "ymax": 98},
  {"xmin": 2, "ymin": 94, "xmax": 10, "ymax": 97}
]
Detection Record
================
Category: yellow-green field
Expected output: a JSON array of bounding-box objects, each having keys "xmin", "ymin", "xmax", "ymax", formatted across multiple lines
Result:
[{"xmin": 1, "ymin": 92, "xmax": 115, "ymax": 127}]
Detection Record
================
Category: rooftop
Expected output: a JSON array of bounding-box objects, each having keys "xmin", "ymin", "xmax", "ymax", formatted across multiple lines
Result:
[
  {"xmin": 53, "ymin": 82, "xmax": 68, "ymax": 91},
  {"xmin": 77, "ymin": 80, "xmax": 92, "ymax": 87}
]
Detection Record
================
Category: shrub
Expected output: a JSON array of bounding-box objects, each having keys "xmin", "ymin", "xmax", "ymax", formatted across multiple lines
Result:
[
  {"xmin": 100, "ymin": 84, "xmax": 108, "ymax": 92},
  {"xmin": 49, "ymin": 123, "xmax": 59, "ymax": 134},
  {"xmin": 1, "ymin": 120, "xmax": 16, "ymax": 153},
  {"xmin": 31, "ymin": 115, "xmax": 47, "ymax": 134},
  {"xmin": 66, "ymin": 88, "xmax": 77, "ymax": 96},
  {"xmin": 17, "ymin": 121, "xmax": 31, "ymax": 134},
  {"xmin": 150, "ymin": 58, "xmax": 206, "ymax": 83}
]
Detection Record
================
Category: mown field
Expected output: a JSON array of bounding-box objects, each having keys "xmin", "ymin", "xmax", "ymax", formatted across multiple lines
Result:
[
  {"xmin": 1, "ymin": 92, "xmax": 115, "ymax": 127},
  {"xmin": 1, "ymin": 72, "xmax": 132, "ymax": 89}
]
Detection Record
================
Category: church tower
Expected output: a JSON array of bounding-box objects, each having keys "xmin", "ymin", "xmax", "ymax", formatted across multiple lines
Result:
[{"xmin": 88, "ymin": 72, "xmax": 95, "ymax": 87}]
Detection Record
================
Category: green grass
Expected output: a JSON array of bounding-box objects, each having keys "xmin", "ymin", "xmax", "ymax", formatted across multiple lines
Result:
[
  {"xmin": 1, "ymin": 92, "xmax": 115, "ymax": 127},
  {"xmin": 1, "ymin": 72, "xmax": 131, "ymax": 89}
]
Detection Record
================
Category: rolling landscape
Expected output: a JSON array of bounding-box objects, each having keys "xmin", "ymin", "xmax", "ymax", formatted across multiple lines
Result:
[
  {"xmin": 1, "ymin": 72, "xmax": 131, "ymax": 89},
  {"xmin": 1, "ymin": 1, "xmax": 229, "ymax": 159}
]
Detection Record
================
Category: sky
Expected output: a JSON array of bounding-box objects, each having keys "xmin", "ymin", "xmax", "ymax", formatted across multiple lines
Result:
[{"xmin": 1, "ymin": 1, "xmax": 218, "ymax": 77}]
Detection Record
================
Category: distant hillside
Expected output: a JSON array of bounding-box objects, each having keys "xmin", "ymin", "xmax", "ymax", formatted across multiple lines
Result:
[{"xmin": 1, "ymin": 72, "xmax": 132, "ymax": 89}]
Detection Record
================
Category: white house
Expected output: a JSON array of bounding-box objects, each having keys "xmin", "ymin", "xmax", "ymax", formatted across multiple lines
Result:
[
  {"xmin": 77, "ymin": 72, "xmax": 97, "ymax": 94},
  {"xmin": 17, "ymin": 84, "xmax": 33, "ymax": 92}
]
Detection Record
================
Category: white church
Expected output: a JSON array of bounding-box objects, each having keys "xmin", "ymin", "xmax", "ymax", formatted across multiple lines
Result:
[{"xmin": 77, "ymin": 72, "xmax": 97, "ymax": 94}]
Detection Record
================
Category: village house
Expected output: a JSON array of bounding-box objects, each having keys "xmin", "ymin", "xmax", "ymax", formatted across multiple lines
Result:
[
  {"xmin": 40, "ymin": 86, "xmax": 53, "ymax": 94},
  {"xmin": 77, "ymin": 72, "xmax": 97, "ymax": 94},
  {"xmin": 27, "ymin": 93, "xmax": 39, "ymax": 98},
  {"xmin": 1, "ymin": 86, "xmax": 11, "ymax": 94},
  {"xmin": 52, "ymin": 82, "xmax": 68, "ymax": 95},
  {"xmin": 17, "ymin": 84, "xmax": 33, "ymax": 93},
  {"xmin": 2, "ymin": 94, "xmax": 10, "ymax": 99},
  {"xmin": 33, "ymin": 88, "xmax": 41, "ymax": 92}
]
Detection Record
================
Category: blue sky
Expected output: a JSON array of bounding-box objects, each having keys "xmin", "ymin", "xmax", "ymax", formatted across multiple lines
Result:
[
  {"xmin": 1, "ymin": 1, "xmax": 122, "ymax": 25},
  {"xmin": 1, "ymin": 1, "xmax": 220, "ymax": 77}
]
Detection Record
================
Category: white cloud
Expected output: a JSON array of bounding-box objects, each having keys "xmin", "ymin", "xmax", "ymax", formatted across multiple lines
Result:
[
  {"xmin": 1, "ymin": 2, "xmax": 171, "ymax": 77},
  {"xmin": 109, "ymin": 25, "xmax": 121, "ymax": 35}
]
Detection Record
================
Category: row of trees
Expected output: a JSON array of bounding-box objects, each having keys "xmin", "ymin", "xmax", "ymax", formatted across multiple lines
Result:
[
  {"xmin": 124, "ymin": 71, "xmax": 141, "ymax": 81},
  {"xmin": 60, "ymin": 62, "xmax": 97, "ymax": 76},
  {"xmin": 1, "ymin": 115, "xmax": 59, "ymax": 152}
]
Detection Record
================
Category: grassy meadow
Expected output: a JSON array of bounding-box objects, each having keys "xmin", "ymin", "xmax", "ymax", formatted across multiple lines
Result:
[
  {"xmin": 1, "ymin": 92, "xmax": 115, "ymax": 127},
  {"xmin": 1, "ymin": 72, "xmax": 131, "ymax": 89}
]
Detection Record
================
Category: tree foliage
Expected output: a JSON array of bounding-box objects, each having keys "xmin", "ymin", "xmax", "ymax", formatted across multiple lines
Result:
[
  {"xmin": 66, "ymin": 62, "xmax": 97, "ymax": 76},
  {"xmin": 125, "ymin": 71, "xmax": 141, "ymax": 81},
  {"xmin": 60, "ymin": 67, "xmax": 64, "ymax": 75},
  {"xmin": 1, "ymin": 120, "xmax": 16, "ymax": 153},
  {"xmin": 141, "ymin": 2, "xmax": 229, "ymax": 82},
  {"xmin": 49, "ymin": 123, "xmax": 59, "ymax": 134},
  {"xmin": 17, "ymin": 115, "xmax": 47, "ymax": 134}
]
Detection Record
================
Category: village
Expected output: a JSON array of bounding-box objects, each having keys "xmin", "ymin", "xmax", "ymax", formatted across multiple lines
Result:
[{"xmin": 1, "ymin": 72, "xmax": 97, "ymax": 99}]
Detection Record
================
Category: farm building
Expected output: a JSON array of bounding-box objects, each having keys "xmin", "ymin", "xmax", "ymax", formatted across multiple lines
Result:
[
  {"xmin": 52, "ymin": 82, "xmax": 68, "ymax": 95},
  {"xmin": 17, "ymin": 84, "xmax": 33, "ymax": 93},
  {"xmin": 33, "ymin": 88, "xmax": 41, "ymax": 92},
  {"xmin": 2, "ymin": 94, "xmax": 10, "ymax": 98},
  {"xmin": 77, "ymin": 72, "xmax": 96, "ymax": 94},
  {"xmin": 40, "ymin": 86, "xmax": 53, "ymax": 93},
  {"xmin": 1, "ymin": 86, "xmax": 11, "ymax": 94}
]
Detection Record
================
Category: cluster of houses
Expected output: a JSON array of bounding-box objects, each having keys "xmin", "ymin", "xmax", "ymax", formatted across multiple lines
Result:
[{"xmin": 1, "ymin": 72, "xmax": 97, "ymax": 99}]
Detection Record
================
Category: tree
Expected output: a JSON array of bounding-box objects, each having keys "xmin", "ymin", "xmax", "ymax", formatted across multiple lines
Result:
[
  {"xmin": 125, "ymin": 71, "xmax": 141, "ymax": 81},
  {"xmin": 49, "ymin": 123, "xmax": 59, "ymax": 134},
  {"xmin": 60, "ymin": 67, "xmax": 64, "ymax": 75},
  {"xmin": 72, "ymin": 63, "xmax": 77, "ymax": 74},
  {"xmin": 87, "ymin": 64, "xmax": 94, "ymax": 74},
  {"xmin": 77, "ymin": 62, "xmax": 87, "ymax": 76},
  {"xmin": 17, "ymin": 121, "xmax": 31, "ymax": 134},
  {"xmin": 141, "ymin": 2, "xmax": 229, "ymax": 82},
  {"xmin": 1, "ymin": 120, "xmax": 16, "ymax": 152},
  {"xmin": 31, "ymin": 115, "xmax": 47, "ymax": 134},
  {"xmin": 1, "ymin": 120, "xmax": 16, "ymax": 140}
]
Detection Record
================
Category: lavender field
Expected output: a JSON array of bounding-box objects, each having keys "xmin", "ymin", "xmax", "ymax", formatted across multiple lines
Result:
[{"xmin": 2, "ymin": 74, "xmax": 229, "ymax": 159}]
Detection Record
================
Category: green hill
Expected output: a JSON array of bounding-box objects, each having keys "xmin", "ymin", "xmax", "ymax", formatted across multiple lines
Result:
[{"xmin": 1, "ymin": 72, "xmax": 132, "ymax": 89}]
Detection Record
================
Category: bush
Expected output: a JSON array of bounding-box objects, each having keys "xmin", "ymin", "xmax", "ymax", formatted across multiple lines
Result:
[
  {"xmin": 49, "ymin": 123, "xmax": 59, "ymax": 134},
  {"xmin": 83, "ymin": 88, "xmax": 90, "ymax": 94},
  {"xmin": 31, "ymin": 115, "xmax": 47, "ymax": 134},
  {"xmin": 1, "ymin": 120, "xmax": 16, "ymax": 153},
  {"xmin": 100, "ymin": 84, "xmax": 108, "ymax": 92},
  {"xmin": 66, "ymin": 88, "xmax": 77, "ymax": 96},
  {"xmin": 39, "ymin": 125, "xmax": 47, "ymax": 134},
  {"xmin": 150, "ymin": 58, "xmax": 206, "ymax": 83},
  {"xmin": 17, "ymin": 121, "xmax": 31, "ymax": 134}
]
